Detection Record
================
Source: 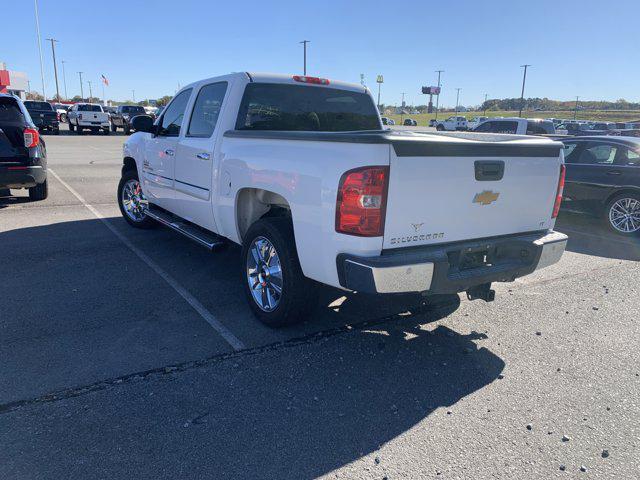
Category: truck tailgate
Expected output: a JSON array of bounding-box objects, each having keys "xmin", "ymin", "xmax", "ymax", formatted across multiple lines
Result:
[{"xmin": 383, "ymin": 133, "xmax": 563, "ymax": 250}]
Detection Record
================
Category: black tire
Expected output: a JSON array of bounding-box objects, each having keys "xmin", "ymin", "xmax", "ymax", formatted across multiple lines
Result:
[
  {"xmin": 604, "ymin": 193, "xmax": 640, "ymax": 236},
  {"xmin": 117, "ymin": 169, "xmax": 156, "ymax": 229},
  {"xmin": 241, "ymin": 217, "xmax": 316, "ymax": 327},
  {"xmin": 436, "ymin": 124, "xmax": 444, "ymax": 131},
  {"xmin": 53, "ymin": 128, "xmax": 60, "ymax": 135},
  {"xmin": 76, "ymin": 125, "xmax": 83, "ymax": 135},
  {"xmin": 29, "ymin": 179, "xmax": 48, "ymax": 201},
  {"xmin": 60, "ymin": 113, "xmax": 67, "ymax": 123},
  {"xmin": 69, "ymin": 122, "xmax": 75, "ymax": 132},
  {"xmin": 103, "ymin": 128, "xmax": 110, "ymax": 135},
  {"xmin": 111, "ymin": 123, "xmax": 117, "ymax": 132},
  {"xmin": 124, "ymin": 124, "xmax": 131, "ymax": 135}
]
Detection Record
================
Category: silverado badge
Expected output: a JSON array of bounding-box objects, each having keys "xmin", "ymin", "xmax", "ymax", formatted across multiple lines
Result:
[{"xmin": 473, "ymin": 190, "xmax": 500, "ymax": 206}]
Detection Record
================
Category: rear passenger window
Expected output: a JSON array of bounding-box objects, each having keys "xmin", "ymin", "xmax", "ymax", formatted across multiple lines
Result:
[
  {"xmin": 616, "ymin": 147, "xmax": 640, "ymax": 166},
  {"xmin": 158, "ymin": 89, "xmax": 192, "ymax": 137},
  {"xmin": 187, "ymin": 82, "xmax": 227, "ymax": 137},
  {"xmin": 475, "ymin": 121, "xmax": 518, "ymax": 134},
  {"xmin": 579, "ymin": 143, "xmax": 617, "ymax": 165},
  {"xmin": 526, "ymin": 122, "xmax": 547, "ymax": 135},
  {"xmin": 562, "ymin": 142, "xmax": 580, "ymax": 163}
]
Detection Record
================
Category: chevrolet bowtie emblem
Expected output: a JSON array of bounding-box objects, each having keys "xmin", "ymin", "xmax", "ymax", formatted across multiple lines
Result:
[{"xmin": 473, "ymin": 190, "xmax": 500, "ymax": 205}]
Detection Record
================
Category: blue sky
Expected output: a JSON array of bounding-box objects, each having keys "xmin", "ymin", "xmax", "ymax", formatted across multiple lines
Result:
[{"xmin": 2, "ymin": 0, "xmax": 638, "ymax": 106}]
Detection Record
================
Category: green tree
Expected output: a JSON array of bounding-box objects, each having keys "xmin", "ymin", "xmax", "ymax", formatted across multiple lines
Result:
[{"xmin": 156, "ymin": 95, "xmax": 173, "ymax": 107}]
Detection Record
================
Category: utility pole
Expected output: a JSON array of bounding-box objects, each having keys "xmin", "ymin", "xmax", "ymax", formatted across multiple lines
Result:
[
  {"xmin": 88, "ymin": 80, "xmax": 93, "ymax": 102},
  {"xmin": 376, "ymin": 75, "xmax": 384, "ymax": 112},
  {"xmin": 78, "ymin": 72, "xmax": 84, "ymax": 100},
  {"xmin": 483, "ymin": 93, "xmax": 488, "ymax": 116},
  {"xmin": 519, "ymin": 64, "xmax": 531, "ymax": 118},
  {"xmin": 299, "ymin": 40, "xmax": 310, "ymax": 75},
  {"xmin": 34, "ymin": 0, "xmax": 46, "ymax": 100},
  {"xmin": 132, "ymin": 90, "xmax": 136, "ymax": 103},
  {"xmin": 400, "ymin": 92, "xmax": 406, "ymax": 124},
  {"xmin": 455, "ymin": 88, "xmax": 461, "ymax": 114},
  {"xmin": 46, "ymin": 38, "xmax": 60, "ymax": 101},
  {"xmin": 360, "ymin": 74, "xmax": 365, "ymax": 86},
  {"xmin": 61, "ymin": 60, "xmax": 68, "ymax": 99},
  {"xmin": 573, "ymin": 96, "xmax": 580, "ymax": 120},
  {"xmin": 434, "ymin": 70, "xmax": 444, "ymax": 120}
]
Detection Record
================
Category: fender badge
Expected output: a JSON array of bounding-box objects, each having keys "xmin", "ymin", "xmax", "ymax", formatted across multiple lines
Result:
[{"xmin": 473, "ymin": 190, "xmax": 500, "ymax": 205}]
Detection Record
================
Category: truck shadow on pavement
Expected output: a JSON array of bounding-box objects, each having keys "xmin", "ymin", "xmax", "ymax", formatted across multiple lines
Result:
[
  {"xmin": 556, "ymin": 212, "xmax": 640, "ymax": 261},
  {"xmin": 1, "ymin": 217, "xmax": 505, "ymax": 478}
]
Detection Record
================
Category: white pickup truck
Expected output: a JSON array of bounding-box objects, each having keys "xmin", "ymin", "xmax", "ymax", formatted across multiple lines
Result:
[
  {"xmin": 67, "ymin": 103, "xmax": 111, "ymax": 135},
  {"xmin": 435, "ymin": 115, "xmax": 468, "ymax": 131},
  {"xmin": 117, "ymin": 72, "xmax": 568, "ymax": 327}
]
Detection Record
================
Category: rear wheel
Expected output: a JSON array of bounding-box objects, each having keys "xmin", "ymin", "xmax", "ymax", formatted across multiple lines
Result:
[
  {"xmin": 29, "ymin": 179, "xmax": 48, "ymax": 201},
  {"xmin": 69, "ymin": 122, "xmax": 75, "ymax": 132},
  {"xmin": 76, "ymin": 125, "xmax": 83, "ymax": 135},
  {"xmin": 436, "ymin": 124, "xmax": 444, "ymax": 131},
  {"xmin": 102, "ymin": 127, "xmax": 110, "ymax": 135},
  {"xmin": 111, "ymin": 123, "xmax": 117, "ymax": 132},
  {"xmin": 241, "ymin": 217, "xmax": 316, "ymax": 327},
  {"xmin": 606, "ymin": 193, "xmax": 640, "ymax": 235},
  {"xmin": 117, "ymin": 170, "xmax": 155, "ymax": 229},
  {"xmin": 124, "ymin": 124, "xmax": 131, "ymax": 135}
]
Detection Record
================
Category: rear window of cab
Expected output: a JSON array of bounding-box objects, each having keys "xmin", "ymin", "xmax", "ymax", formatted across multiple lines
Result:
[{"xmin": 235, "ymin": 83, "xmax": 380, "ymax": 132}]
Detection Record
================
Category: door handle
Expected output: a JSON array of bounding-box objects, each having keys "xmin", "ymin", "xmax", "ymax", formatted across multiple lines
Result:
[
  {"xmin": 164, "ymin": 149, "xmax": 174, "ymax": 156},
  {"xmin": 196, "ymin": 152, "xmax": 210, "ymax": 160},
  {"xmin": 607, "ymin": 170, "xmax": 621, "ymax": 176}
]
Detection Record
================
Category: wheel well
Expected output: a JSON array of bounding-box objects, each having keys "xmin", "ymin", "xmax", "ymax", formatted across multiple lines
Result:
[
  {"xmin": 122, "ymin": 157, "xmax": 137, "ymax": 176},
  {"xmin": 236, "ymin": 188, "xmax": 291, "ymax": 240},
  {"xmin": 603, "ymin": 188, "xmax": 640, "ymax": 208}
]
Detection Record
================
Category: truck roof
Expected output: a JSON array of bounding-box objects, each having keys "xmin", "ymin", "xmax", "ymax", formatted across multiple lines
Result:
[{"xmin": 183, "ymin": 72, "xmax": 368, "ymax": 94}]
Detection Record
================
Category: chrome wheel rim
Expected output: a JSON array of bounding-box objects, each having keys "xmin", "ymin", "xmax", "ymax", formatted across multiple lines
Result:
[
  {"xmin": 609, "ymin": 198, "xmax": 640, "ymax": 233},
  {"xmin": 121, "ymin": 178, "xmax": 148, "ymax": 222},
  {"xmin": 246, "ymin": 236, "xmax": 283, "ymax": 312}
]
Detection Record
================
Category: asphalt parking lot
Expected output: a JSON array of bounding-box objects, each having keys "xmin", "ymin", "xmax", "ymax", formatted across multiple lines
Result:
[{"xmin": 1, "ymin": 126, "xmax": 639, "ymax": 479}]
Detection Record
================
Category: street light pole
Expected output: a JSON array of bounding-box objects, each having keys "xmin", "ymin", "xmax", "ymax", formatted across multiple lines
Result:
[
  {"xmin": 519, "ymin": 64, "xmax": 531, "ymax": 118},
  {"xmin": 299, "ymin": 40, "xmax": 310, "ymax": 75},
  {"xmin": 61, "ymin": 60, "xmax": 68, "ymax": 99},
  {"xmin": 483, "ymin": 93, "xmax": 488, "ymax": 116},
  {"xmin": 376, "ymin": 75, "xmax": 384, "ymax": 112},
  {"xmin": 132, "ymin": 90, "xmax": 136, "ymax": 103},
  {"xmin": 46, "ymin": 38, "xmax": 60, "ymax": 101},
  {"xmin": 434, "ymin": 70, "xmax": 444, "ymax": 121},
  {"xmin": 400, "ymin": 92, "xmax": 406, "ymax": 124},
  {"xmin": 573, "ymin": 96, "xmax": 580, "ymax": 120},
  {"xmin": 34, "ymin": 0, "xmax": 46, "ymax": 100},
  {"xmin": 455, "ymin": 88, "xmax": 461, "ymax": 114},
  {"xmin": 88, "ymin": 80, "xmax": 93, "ymax": 102},
  {"xmin": 78, "ymin": 72, "xmax": 84, "ymax": 100}
]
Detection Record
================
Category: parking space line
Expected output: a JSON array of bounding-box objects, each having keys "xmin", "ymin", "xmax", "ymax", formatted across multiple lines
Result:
[{"xmin": 48, "ymin": 168, "xmax": 246, "ymax": 351}]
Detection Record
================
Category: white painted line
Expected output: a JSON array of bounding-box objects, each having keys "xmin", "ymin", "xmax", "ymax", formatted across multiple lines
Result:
[{"xmin": 49, "ymin": 168, "xmax": 246, "ymax": 351}]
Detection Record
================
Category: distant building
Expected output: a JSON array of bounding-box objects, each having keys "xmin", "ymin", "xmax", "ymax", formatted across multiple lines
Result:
[{"xmin": 0, "ymin": 62, "xmax": 29, "ymax": 99}]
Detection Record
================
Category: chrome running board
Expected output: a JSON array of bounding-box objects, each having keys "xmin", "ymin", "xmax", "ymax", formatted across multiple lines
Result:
[{"xmin": 147, "ymin": 206, "xmax": 226, "ymax": 250}]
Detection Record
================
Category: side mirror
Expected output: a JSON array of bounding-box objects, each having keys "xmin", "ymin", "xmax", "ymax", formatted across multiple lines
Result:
[{"xmin": 131, "ymin": 115, "xmax": 155, "ymax": 133}]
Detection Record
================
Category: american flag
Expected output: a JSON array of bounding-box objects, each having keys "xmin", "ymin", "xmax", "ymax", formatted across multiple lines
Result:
[{"xmin": 101, "ymin": 74, "xmax": 109, "ymax": 86}]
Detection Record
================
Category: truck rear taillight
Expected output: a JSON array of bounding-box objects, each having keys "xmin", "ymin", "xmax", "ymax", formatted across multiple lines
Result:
[
  {"xmin": 552, "ymin": 164, "xmax": 566, "ymax": 218},
  {"xmin": 24, "ymin": 128, "xmax": 39, "ymax": 148},
  {"xmin": 292, "ymin": 75, "xmax": 330, "ymax": 85},
  {"xmin": 335, "ymin": 166, "xmax": 389, "ymax": 237}
]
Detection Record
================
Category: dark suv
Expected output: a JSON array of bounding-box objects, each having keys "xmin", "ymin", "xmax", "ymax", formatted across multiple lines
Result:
[
  {"xmin": 110, "ymin": 105, "xmax": 147, "ymax": 134},
  {"xmin": 0, "ymin": 95, "xmax": 48, "ymax": 201}
]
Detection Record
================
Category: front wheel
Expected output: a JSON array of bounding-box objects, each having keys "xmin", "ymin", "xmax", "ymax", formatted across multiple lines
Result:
[
  {"xmin": 606, "ymin": 193, "xmax": 640, "ymax": 235},
  {"xmin": 241, "ymin": 217, "xmax": 316, "ymax": 327},
  {"xmin": 124, "ymin": 124, "xmax": 131, "ymax": 135},
  {"xmin": 69, "ymin": 122, "xmax": 75, "ymax": 132},
  {"xmin": 436, "ymin": 125, "xmax": 444, "ymax": 131},
  {"xmin": 117, "ymin": 170, "xmax": 155, "ymax": 229}
]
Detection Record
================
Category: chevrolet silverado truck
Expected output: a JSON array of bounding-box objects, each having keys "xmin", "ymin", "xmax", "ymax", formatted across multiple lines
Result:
[
  {"xmin": 117, "ymin": 72, "xmax": 568, "ymax": 327},
  {"xmin": 67, "ymin": 103, "xmax": 110, "ymax": 135}
]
